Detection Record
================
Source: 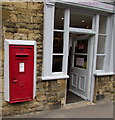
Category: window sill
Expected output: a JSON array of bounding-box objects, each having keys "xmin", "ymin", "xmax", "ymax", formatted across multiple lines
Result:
[
  {"xmin": 42, "ymin": 75, "xmax": 69, "ymax": 80},
  {"xmin": 94, "ymin": 72, "xmax": 115, "ymax": 76}
]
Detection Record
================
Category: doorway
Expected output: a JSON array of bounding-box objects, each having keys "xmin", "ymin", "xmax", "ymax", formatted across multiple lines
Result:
[{"xmin": 66, "ymin": 33, "xmax": 93, "ymax": 104}]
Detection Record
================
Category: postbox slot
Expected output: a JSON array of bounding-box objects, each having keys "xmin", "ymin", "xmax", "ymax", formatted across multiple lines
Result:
[{"xmin": 16, "ymin": 53, "xmax": 29, "ymax": 57}]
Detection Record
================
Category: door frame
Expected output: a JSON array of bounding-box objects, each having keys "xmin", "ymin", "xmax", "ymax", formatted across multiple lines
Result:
[
  {"xmin": 63, "ymin": 8, "xmax": 97, "ymax": 105},
  {"xmin": 67, "ymin": 33, "xmax": 94, "ymax": 101}
]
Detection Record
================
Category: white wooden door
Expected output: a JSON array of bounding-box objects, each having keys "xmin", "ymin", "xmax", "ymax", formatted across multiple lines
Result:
[{"xmin": 69, "ymin": 35, "xmax": 91, "ymax": 100}]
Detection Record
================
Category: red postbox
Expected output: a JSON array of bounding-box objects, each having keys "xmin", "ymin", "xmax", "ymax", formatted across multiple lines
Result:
[
  {"xmin": 9, "ymin": 45, "xmax": 34, "ymax": 103},
  {"xmin": 4, "ymin": 40, "xmax": 36, "ymax": 103}
]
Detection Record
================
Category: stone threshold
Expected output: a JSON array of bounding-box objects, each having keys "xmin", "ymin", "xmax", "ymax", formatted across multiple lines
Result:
[{"xmin": 61, "ymin": 101, "xmax": 95, "ymax": 110}]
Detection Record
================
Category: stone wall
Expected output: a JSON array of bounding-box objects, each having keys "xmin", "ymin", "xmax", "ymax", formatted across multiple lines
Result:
[
  {"xmin": 93, "ymin": 75, "xmax": 115, "ymax": 103},
  {"xmin": 1, "ymin": 2, "xmax": 66, "ymax": 116},
  {"xmin": 1, "ymin": 1, "xmax": 114, "ymax": 117}
]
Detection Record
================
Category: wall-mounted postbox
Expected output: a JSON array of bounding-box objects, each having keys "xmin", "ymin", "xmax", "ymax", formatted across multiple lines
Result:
[{"xmin": 4, "ymin": 40, "xmax": 36, "ymax": 103}]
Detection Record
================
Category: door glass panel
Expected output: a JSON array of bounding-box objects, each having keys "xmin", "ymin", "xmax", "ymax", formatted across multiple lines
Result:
[
  {"xmin": 70, "ymin": 12, "xmax": 93, "ymax": 29},
  {"xmin": 96, "ymin": 56, "xmax": 104, "ymax": 70},
  {"xmin": 54, "ymin": 8, "xmax": 64, "ymax": 30},
  {"xmin": 99, "ymin": 15, "xmax": 107, "ymax": 34},
  {"xmin": 53, "ymin": 32, "xmax": 63, "ymax": 53},
  {"xmin": 74, "ymin": 55, "xmax": 87, "ymax": 69},
  {"xmin": 75, "ymin": 40, "xmax": 88, "ymax": 53},
  {"xmin": 52, "ymin": 55, "xmax": 63, "ymax": 72},
  {"xmin": 97, "ymin": 36, "xmax": 106, "ymax": 54}
]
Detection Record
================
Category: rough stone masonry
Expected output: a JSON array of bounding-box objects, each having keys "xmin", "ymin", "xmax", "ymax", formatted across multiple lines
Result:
[
  {"xmin": 1, "ymin": 2, "xmax": 66, "ymax": 116},
  {"xmin": 1, "ymin": 1, "xmax": 114, "ymax": 117}
]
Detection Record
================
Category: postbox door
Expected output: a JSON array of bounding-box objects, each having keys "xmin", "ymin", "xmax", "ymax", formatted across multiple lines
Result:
[{"xmin": 9, "ymin": 45, "xmax": 34, "ymax": 103}]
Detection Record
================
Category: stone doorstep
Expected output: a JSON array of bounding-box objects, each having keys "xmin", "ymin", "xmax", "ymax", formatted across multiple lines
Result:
[{"xmin": 61, "ymin": 101, "xmax": 95, "ymax": 110}]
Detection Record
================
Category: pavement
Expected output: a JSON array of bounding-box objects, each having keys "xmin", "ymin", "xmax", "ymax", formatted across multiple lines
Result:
[{"xmin": 3, "ymin": 101, "xmax": 114, "ymax": 119}]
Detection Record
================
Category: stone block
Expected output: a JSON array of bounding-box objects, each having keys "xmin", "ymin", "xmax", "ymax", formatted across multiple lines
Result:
[
  {"xmin": 13, "ymin": 2, "xmax": 27, "ymax": 10},
  {"xmin": 14, "ymin": 33, "xmax": 27, "ymax": 40},
  {"xmin": 10, "ymin": 14, "xmax": 17, "ymax": 23},
  {"xmin": 37, "ymin": 49, "xmax": 43, "ymax": 53},
  {"xmin": 33, "ymin": 30, "xmax": 41, "ymax": 34},
  {"xmin": 27, "ymin": 3, "xmax": 42, "ymax": 11},
  {"xmin": 37, "ymin": 54, "xmax": 42, "ymax": 58},
  {"xmin": 16, "ymin": 23, "xmax": 28, "ymax": 29},
  {"xmin": 32, "ymin": 16, "xmax": 43, "ymax": 24},
  {"xmin": 28, "ymin": 32, "xmax": 35, "ymax": 40},
  {"xmin": 17, "ymin": 14, "xmax": 32, "ymax": 23},
  {"xmin": 5, "ymin": 32, "xmax": 13, "ymax": 39},
  {"xmin": 37, "ymin": 41, "xmax": 42, "ymax": 45},
  {"xmin": 18, "ymin": 28, "xmax": 30, "ymax": 34},
  {"xmin": 6, "ymin": 28, "xmax": 17, "ymax": 33},
  {"xmin": 28, "ymin": 24, "xmax": 39, "ymax": 30},
  {"xmin": 2, "ymin": 9, "xmax": 11, "ymax": 25}
]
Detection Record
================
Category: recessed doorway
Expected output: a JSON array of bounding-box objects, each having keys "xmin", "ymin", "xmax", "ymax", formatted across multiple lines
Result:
[{"xmin": 66, "ymin": 33, "xmax": 93, "ymax": 104}]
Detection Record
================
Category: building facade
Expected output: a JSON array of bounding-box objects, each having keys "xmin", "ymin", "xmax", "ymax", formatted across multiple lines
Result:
[{"xmin": 1, "ymin": 0, "xmax": 115, "ymax": 116}]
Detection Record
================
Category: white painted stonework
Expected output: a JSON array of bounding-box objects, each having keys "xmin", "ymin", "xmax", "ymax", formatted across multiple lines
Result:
[{"xmin": 45, "ymin": 0, "xmax": 114, "ymax": 12}]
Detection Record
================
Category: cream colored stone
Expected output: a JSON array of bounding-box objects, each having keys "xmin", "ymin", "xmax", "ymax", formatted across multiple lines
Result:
[
  {"xmin": 5, "ymin": 32, "xmax": 13, "ymax": 39},
  {"xmin": 10, "ymin": 14, "xmax": 17, "ymax": 23},
  {"xmin": 28, "ymin": 32, "xmax": 35, "ymax": 40},
  {"xmin": 17, "ymin": 14, "xmax": 31, "ymax": 23},
  {"xmin": 14, "ymin": 33, "xmax": 27, "ymax": 40},
  {"xmin": 32, "ymin": 16, "xmax": 43, "ymax": 24},
  {"xmin": 13, "ymin": 2, "xmax": 27, "ymax": 9},
  {"xmin": 27, "ymin": 3, "xmax": 43, "ymax": 10},
  {"xmin": 37, "ymin": 49, "xmax": 43, "ymax": 53},
  {"xmin": 18, "ymin": 28, "xmax": 30, "ymax": 34}
]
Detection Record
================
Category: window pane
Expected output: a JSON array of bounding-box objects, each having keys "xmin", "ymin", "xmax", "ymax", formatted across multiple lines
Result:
[
  {"xmin": 75, "ymin": 40, "xmax": 88, "ymax": 53},
  {"xmin": 52, "ymin": 55, "xmax": 63, "ymax": 72},
  {"xmin": 99, "ymin": 16, "xmax": 107, "ymax": 34},
  {"xmin": 97, "ymin": 36, "xmax": 106, "ymax": 54},
  {"xmin": 53, "ymin": 32, "xmax": 63, "ymax": 53},
  {"xmin": 70, "ymin": 12, "xmax": 92, "ymax": 29},
  {"xmin": 54, "ymin": 8, "xmax": 64, "ymax": 30},
  {"xmin": 74, "ymin": 55, "xmax": 87, "ymax": 69},
  {"xmin": 96, "ymin": 56, "xmax": 105, "ymax": 70}
]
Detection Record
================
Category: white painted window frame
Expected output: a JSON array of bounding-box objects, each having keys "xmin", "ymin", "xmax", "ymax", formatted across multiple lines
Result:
[
  {"xmin": 94, "ymin": 14, "xmax": 114, "ymax": 74},
  {"xmin": 43, "ymin": 0, "xmax": 114, "ymax": 81},
  {"xmin": 42, "ymin": 2, "xmax": 70, "ymax": 80},
  {"xmin": 4, "ymin": 39, "xmax": 36, "ymax": 102},
  {"xmin": 43, "ymin": 0, "xmax": 115, "ymax": 103}
]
